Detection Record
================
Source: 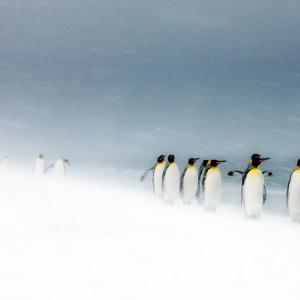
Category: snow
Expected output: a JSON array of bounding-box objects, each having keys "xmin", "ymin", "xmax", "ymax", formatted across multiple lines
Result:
[{"xmin": 0, "ymin": 172, "xmax": 299, "ymax": 300}]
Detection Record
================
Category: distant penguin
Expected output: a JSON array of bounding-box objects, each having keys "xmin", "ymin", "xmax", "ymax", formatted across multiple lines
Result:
[
  {"xmin": 287, "ymin": 159, "xmax": 300, "ymax": 222},
  {"xmin": 241, "ymin": 154, "xmax": 270, "ymax": 218},
  {"xmin": 180, "ymin": 157, "xmax": 200, "ymax": 204},
  {"xmin": 34, "ymin": 154, "xmax": 45, "ymax": 176},
  {"xmin": 202, "ymin": 160, "xmax": 226, "ymax": 210},
  {"xmin": 140, "ymin": 154, "xmax": 166, "ymax": 197},
  {"xmin": 53, "ymin": 158, "xmax": 70, "ymax": 178},
  {"xmin": 0, "ymin": 157, "xmax": 9, "ymax": 175},
  {"xmin": 162, "ymin": 154, "xmax": 180, "ymax": 203},
  {"xmin": 197, "ymin": 159, "xmax": 209, "ymax": 201}
]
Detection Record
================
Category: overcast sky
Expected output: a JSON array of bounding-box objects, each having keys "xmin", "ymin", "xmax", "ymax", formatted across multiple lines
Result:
[{"xmin": 0, "ymin": 0, "xmax": 299, "ymax": 173}]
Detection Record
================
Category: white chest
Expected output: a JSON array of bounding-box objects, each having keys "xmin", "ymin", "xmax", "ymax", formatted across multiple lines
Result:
[
  {"xmin": 153, "ymin": 162, "xmax": 165, "ymax": 197},
  {"xmin": 183, "ymin": 167, "xmax": 198, "ymax": 202},
  {"xmin": 54, "ymin": 160, "xmax": 66, "ymax": 177},
  {"xmin": 288, "ymin": 170, "xmax": 300, "ymax": 220},
  {"xmin": 35, "ymin": 159, "xmax": 45, "ymax": 175},
  {"xmin": 163, "ymin": 163, "xmax": 180, "ymax": 202},
  {"xmin": 203, "ymin": 168, "xmax": 221, "ymax": 210},
  {"xmin": 242, "ymin": 168, "xmax": 264, "ymax": 217}
]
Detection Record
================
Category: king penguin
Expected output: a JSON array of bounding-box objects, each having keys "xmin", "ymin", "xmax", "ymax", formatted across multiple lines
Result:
[
  {"xmin": 241, "ymin": 154, "xmax": 270, "ymax": 218},
  {"xmin": 287, "ymin": 159, "xmax": 300, "ymax": 222},
  {"xmin": 180, "ymin": 157, "xmax": 200, "ymax": 204},
  {"xmin": 140, "ymin": 154, "xmax": 166, "ymax": 197},
  {"xmin": 34, "ymin": 154, "xmax": 46, "ymax": 176},
  {"xmin": 53, "ymin": 158, "xmax": 70, "ymax": 178},
  {"xmin": 202, "ymin": 160, "xmax": 226, "ymax": 210},
  {"xmin": 162, "ymin": 154, "xmax": 180, "ymax": 203}
]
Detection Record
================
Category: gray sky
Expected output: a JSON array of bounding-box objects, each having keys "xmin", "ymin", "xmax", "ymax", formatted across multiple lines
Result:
[{"xmin": 0, "ymin": 0, "xmax": 299, "ymax": 173}]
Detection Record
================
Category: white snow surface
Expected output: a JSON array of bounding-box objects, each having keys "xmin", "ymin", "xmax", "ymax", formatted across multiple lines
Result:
[{"xmin": 0, "ymin": 172, "xmax": 299, "ymax": 300}]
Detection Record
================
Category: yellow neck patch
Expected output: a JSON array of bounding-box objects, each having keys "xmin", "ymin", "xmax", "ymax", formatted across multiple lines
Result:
[
  {"xmin": 157, "ymin": 162, "xmax": 165, "ymax": 166},
  {"xmin": 249, "ymin": 167, "xmax": 261, "ymax": 174},
  {"xmin": 209, "ymin": 167, "xmax": 218, "ymax": 172}
]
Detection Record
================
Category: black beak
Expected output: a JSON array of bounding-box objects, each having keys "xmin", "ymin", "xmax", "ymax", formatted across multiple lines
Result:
[{"xmin": 261, "ymin": 157, "xmax": 271, "ymax": 162}]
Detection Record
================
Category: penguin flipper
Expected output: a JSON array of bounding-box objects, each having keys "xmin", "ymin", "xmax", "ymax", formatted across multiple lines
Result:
[
  {"xmin": 196, "ymin": 163, "xmax": 205, "ymax": 198},
  {"xmin": 241, "ymin": 168, "xmax": 251, "ymax": 186},
  {"xmin": 180, "ymin": 167, "xmax": 188, "ymax": 195},
  {"xmin": 241, "ymin": 168, "xmax": 251, "ymax": 206},
  {"xmin": 201, "ymin": 166, "xmax": 211, "ymax": 195},
  {"xmin": 263, "ymin": 185, "xmax": 267, "ymax": 204},
  {"xmin": 262, "ymin": 170, "xmax": 273, "ymax": 177},
  {"xmin": 228, "ymin": 170, "xmax": 243, "ymax": 176},
  {"xmin": 198, "ymin": 163, "xmax": 205, "ymax": 183},
  {"xmin": 286, "ymin": 171, "xmax": 294, "ymax": 207},
  {"xmin": 140, "ymin": 166, "xmax": 155, "ymax": 182},
  {"xmin": 45, "ymin": 163, "xmax": 54, "ymax": 173},
  {"xmin": 162, "ymin": 163, "xmax": 170, "ymax": 186},
  {"xmin": 241, "ymin": 185, "xmax": 244, "ymax": 208}
]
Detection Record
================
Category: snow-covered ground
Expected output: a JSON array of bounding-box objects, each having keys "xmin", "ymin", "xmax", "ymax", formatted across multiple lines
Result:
[{"xmin": 0, "ymin": 172, "xmax": 299, "ymax": 300}]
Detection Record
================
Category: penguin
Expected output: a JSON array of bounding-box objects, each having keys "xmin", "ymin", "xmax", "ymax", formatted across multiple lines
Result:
[
  {"xmin": 196, "ymin": 159, "xmax": 209, "ymax": 201},
  {"xmin": 34, "ymin": 154, "xmax": 46, "ymax": 176},
  {"xmin": 287, "ymin": 159, "xmax": 300, "ymax": 222},
  {"xmin": 140, "ymin": 154, "xmax": 166, "ymax": 197},
  {"xmin": 241, "ymin": 154, "xmax": 270, "ymax": 218},
  {"xmin": 162, "ymin": 154, "xmax": 180, "ymax": 203},
  {"xmin": 45, "ymin": 158, "xmax": 70, "ymax": 178},
  {"xmin": 180, "ymin": 157, "xmax": 200, "ymax": 204},
  {"xmin": 202, "ymin": 160, "xmax": 226, "ymax": 210}
]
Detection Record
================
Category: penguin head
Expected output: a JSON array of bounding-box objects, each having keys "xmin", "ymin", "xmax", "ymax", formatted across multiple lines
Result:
[
  {"xmin": 168, "ymin": 155, "xmax": 175, "ymax": 163},
  {"xmin": 202, "ymin": 160, "xmax": 209, "ymax": 167},
  {"xmin": 251, "ymin": 154, "xmax": 270, "ymax": 167},
  {"xmin": 63, "ymin": 158, "xmax": 71, "ymax": 165},
  {"xmin": 157, "ymin": 155, "xmax": 166, "ymax": 163},
  {"xmin": 297, "ymin": 159, "xmax": 300, "ymax": 167},
  {"xmin": 188, "ymin": 157, "xmax": 200, "ymax": 166},
  {"xmin": 210, "ymin": 160, "xmax": 226, "ymax": 167},
  {"xmin": 249, "ymin": 154, "xmax": 260, "ymax": 165},
  {"xmin": 38, "ymin": 154, "xmax": 44, "ymax": 159},
  {"xmin": 251, "ymin": 154, "xmax": 261, "ymax": 160}
]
